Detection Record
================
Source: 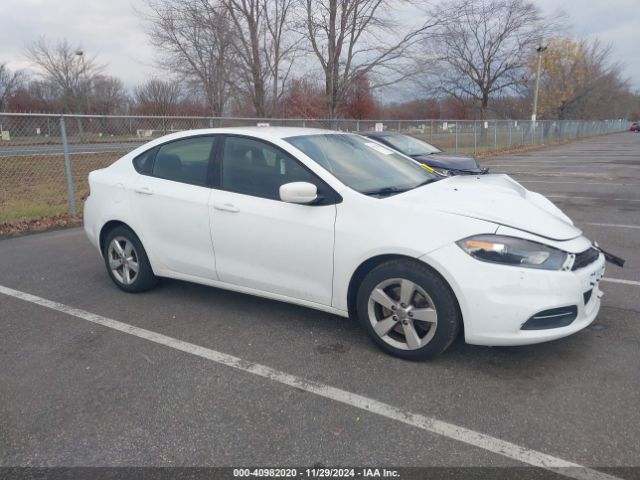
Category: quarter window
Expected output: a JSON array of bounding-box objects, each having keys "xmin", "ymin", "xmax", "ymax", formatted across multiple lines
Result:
[
  {"xmin": 132, "ymin": 148, "xmax": 155, "ymax": 174},
  {"xmin": 152, "ymin": 136, "xmax": 216, "ymax": 186},
  {"xmin": 221, "ymin": 136, "xmax": 313, "ymax": 199}
]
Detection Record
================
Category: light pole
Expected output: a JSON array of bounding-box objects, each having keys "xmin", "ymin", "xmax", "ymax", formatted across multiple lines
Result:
[
  {"xmin": 75, "ymin": 50, "xmax": 90, "ymax": 114},
  {"xmin": 531, "ymin": 44, "xmax": 547, "ymax": 122}
]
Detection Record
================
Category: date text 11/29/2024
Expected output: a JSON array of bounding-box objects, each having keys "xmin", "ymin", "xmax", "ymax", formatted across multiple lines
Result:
[{"xmin": 233, "ymin": 468, "xmax": 399, "ymax": 478}]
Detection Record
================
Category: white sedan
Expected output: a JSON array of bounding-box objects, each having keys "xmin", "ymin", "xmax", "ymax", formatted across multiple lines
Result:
[{"xmin": 84, "ymin": 127, "xmax": 606, "ymax": 359}]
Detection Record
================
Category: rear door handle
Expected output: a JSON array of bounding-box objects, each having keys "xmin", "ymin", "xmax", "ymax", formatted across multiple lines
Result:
[
  {"xmin": 134, "ymin": 186, "xmax": 153, "ymax": 195},
  {"xmin": 214, "ymin": 203, "xmax": 240, "ymax": 213}
]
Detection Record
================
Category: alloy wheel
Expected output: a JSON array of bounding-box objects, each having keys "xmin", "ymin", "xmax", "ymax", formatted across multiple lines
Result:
[
  {"xmin": 367, "ymin": 278, "xmax": 438, "ymax": 350},
  {"xmin": 107, "ymin": 236, "xmax": 140, "ymax": 286}
]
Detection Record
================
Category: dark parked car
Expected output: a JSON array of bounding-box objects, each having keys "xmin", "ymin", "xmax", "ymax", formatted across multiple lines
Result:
[
  {"xmin": 630, "ymin": 122, "xmax": 639, "ymax": 132},
  {"xmin": 362, "ymin": 131, "xmax": 488, "ymax": 176}
]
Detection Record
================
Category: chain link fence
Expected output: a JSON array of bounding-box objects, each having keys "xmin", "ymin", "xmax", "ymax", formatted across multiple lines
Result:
[{"xmin": 0, "ymin": 113, "xmax": 631, "ymax": 228}]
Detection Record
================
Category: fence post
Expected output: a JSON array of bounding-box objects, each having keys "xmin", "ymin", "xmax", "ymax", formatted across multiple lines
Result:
[
  {"xmin": 531, "ymin": 122, "xmax": 535, "ymax": 144},
  {"xmin": 453, "ymin": 122, "xmax": 458, "ymax": 153},
  {"xmin": 473, "ymin": 121, "xmax": 477, "ymax": 155},
  {"xmin": 494, "ymin": 122, "xmax": 497, "ymax": 149},
  {"xmin": 537, "ymin": 122, "xmax": 541, "ymax": 144},
  {"xmin": 508, "ymin": 122, "xmax": 512, "ymax": 148},
  {"xmin": 59, "ymin": 116, "xmax": 78, "ymax": 219}
]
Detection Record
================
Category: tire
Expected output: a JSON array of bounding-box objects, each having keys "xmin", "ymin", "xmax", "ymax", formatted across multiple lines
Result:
[
  {"xmin": 356, "ymin": 259, "xmax": 461, "ymax": 360},
  {"xmin": 102, "ymin": 225, "xmax": 158, "ymax": 293}
]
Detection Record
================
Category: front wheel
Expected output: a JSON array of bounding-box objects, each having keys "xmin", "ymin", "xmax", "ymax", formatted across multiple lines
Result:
[{"xmin": 356, "ymin": 259, "xmax": 461, "ymax": 360}]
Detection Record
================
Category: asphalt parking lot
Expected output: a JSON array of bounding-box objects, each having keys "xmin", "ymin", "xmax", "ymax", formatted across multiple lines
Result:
[{"xmin": 1, "ymin": 133, "xmax": 639, "ymax": 479}]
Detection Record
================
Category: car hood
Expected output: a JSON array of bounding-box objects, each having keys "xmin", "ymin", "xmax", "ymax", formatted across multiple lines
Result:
[
  {"xmin": 392, "ymin": 174, "xmax": 582, "ymax": 241},
  {"xmin": 413, "ymin": 153, "xmax": 479, "ymax": 170}
]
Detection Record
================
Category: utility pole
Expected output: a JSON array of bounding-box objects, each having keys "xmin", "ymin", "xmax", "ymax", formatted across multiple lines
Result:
[
  {"xmin": 75, "ymin": 50, "xmax": 90, "ymax": 114},
  {"xmin": 531, "ymin": 44, "xmax": 547, "ymax": 122}
]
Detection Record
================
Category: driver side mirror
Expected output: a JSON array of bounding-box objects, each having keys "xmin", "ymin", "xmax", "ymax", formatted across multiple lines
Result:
[{"xmin": 279, "ymin": 182, "xmax": 318, "ymax": 204}]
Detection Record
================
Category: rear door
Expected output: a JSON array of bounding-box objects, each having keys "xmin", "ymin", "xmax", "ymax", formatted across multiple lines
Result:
[
  {"xmin": 209, "ymin": 135, "xmax": 338, "ymax": 305},
  {"xmin": 130, "ymin": 135, "xmax": 218, "ymax": 279}
]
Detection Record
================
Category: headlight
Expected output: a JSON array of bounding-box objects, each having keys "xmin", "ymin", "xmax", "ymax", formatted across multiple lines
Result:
[
  {"xmin": 431, "ymin": 167, "xmax": 451, "ymax": 176},
  {"xmin": 456, "ymin": 234, "xmax": 568, "ymax": 270}
]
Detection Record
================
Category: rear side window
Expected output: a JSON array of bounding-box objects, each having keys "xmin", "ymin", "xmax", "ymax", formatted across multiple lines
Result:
[
  {"xmin": 152, "ymin": 136, "xmax": 217, "ymax": 186},
  {"xmin": 133, "ymin": 149, "xmax": 155, "ymax": 174}
]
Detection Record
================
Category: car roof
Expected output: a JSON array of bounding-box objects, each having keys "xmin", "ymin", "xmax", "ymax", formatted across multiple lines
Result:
[
  {"xmin": 122, "ymin": 126, "xmax": 362, "ymax": 163},
  {"xmin": 158, "ymin": 126, "xmax": 346, "ymax": 142}
]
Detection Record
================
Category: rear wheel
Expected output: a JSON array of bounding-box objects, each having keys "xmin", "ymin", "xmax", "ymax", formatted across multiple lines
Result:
[
  {"xmin": 356, "ymin": 259, "xmax": 461, "ymax": 360},
  {"xmin": 103, "ymin": 226, "xmax": 158, "ymax": 293}
]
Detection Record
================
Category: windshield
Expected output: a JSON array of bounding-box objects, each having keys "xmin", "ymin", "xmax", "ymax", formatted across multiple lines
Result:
[
  {"xmin": 285, "ymin": 133, "xmax": 437, "ymax": 195},
  {"xmin": 381, "ymin": 134, "xmax": 442, "ymax": 156}
]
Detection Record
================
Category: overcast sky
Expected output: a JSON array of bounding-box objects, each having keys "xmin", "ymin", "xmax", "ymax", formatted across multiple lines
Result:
[{"xmin": 1, "ymin": 0, "xmax": 639, "ymax": 92}]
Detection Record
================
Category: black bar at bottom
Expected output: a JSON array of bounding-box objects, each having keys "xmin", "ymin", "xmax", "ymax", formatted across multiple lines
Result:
[{"xmin": 1, "ymin": 467, "xmax": 639, "ymax": 480}]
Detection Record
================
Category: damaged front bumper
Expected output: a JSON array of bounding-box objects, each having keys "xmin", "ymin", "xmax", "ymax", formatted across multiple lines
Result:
[
  {"xmin": 422, "ymin": 242, "xmax": 607, "ymax": 347},
  {"xmin": 595, "ymin": 243, "xmax": 625, "ymax": 268}
]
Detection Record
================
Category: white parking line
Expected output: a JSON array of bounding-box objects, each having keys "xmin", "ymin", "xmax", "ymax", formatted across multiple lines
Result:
[
  {"xmin": 486, "ymin": 160, "xmax": 588, "ymax": 164},
  {"xmin": 489, "ymin": 164, "xmax": 640, "ymax": 168},
  {"xmin": 520, "ymin": 181, "xmax": 634, "ymax": 187},
  {"xmin": 584, "ymin": 222, "xmax": 640, "ymax": 230},
  {"xmin": 546, "ymin": 195, "xmax": 640, "ymax": 202},
  {"xmin": 0, "ymin": 284, "xmax": 623, "ymax": 480},
  {"xmin": 603, "ymin": 277, "xmax": 640, "ymax": 287},
  {"xmin": 494, "ymin": 171, "xmax": 619, "ymax": 177}
]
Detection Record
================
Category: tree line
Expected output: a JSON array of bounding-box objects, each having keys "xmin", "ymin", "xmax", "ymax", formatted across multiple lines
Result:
[{"xmin": 1, "ymin": 0, "xmax": 638, "ymax": 121}]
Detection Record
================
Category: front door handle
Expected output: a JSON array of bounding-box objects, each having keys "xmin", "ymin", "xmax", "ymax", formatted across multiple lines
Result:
[
  {"xmin": 214, "ymin": 203, "xmax": 240, "ymax": 213},
  {"xmin": 134, "ymin": 186, "xmax": 153, "ymax": 195}
]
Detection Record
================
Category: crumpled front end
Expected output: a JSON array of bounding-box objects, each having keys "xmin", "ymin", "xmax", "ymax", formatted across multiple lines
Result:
[{"xmin": 421, "ymin": 238, "xmax": 605, "ymax": 346}]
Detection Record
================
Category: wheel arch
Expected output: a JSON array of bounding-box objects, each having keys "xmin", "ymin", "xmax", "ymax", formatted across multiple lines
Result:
[
  {"xmin": 99, "ymin": 220, "xmax": 136, "ymax": 253},
  {"xmin": 346, "ymin": 254, "xmax": 463, "ymax": 328}
]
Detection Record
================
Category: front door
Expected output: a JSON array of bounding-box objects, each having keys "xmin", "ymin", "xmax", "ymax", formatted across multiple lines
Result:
[{"xmin": 210, "ymin": 135, "xmax": 337, "ymax": 305}]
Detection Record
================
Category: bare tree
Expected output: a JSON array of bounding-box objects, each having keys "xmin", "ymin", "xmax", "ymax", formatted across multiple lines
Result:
[
  {"xmin": 430, "ymin": 0, "xmax": 549, "ymax": 120},
  {"xmin": 264, "ymin": 0, "xmax": 298, "ymax": 115},
  {"xmin": 581, "ymin": 69, "xmax": 632, "ymax": 120},
  {"xmin": 221, "ymin": 0, "xmax": 297, "ymax": 116},
  {"xmin": 0, "ymin": 63, "xmax": 23, "ymax": 111},
  {"xmin": 145, "ymin": 0, "xmax": 233, "ymax": 117},
  {"xmin": 92, "ymin": 76, "xmax": 129, "ymax": 115},
  {"xmin": 300, "ymin": 0, "xmax": 445, "ymax": 119},
  {"xmin": 16, "ymin": 80, "xmax": 62, "ymax": 112},
  {"xmin": 25, "ymin": 37, "xmax": 103, "ymax": 113},
  {"xmin": 134, "ymin": 79, "xmax": 183, "ymax": 116}
]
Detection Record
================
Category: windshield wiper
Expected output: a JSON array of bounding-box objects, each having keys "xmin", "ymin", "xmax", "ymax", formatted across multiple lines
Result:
[
  {"xmin": 449, "ymin": 167, "xmax": 490, "ymax": 175},
  {"xmin": 362, "ymin": 178, "xmax": 439, "ymax": 197},
  {"xmin": 361, "ymin": 186, "xmax": 411, "ymax": 197}
]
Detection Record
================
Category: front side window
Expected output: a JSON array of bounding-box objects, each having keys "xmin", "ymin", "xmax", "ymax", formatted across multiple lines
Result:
[
  {"xmin": 285, "ymin": 134, "xmax": 437, "ymax": 195},
  {"xmin": 221, "ymin": 136, "xmax": 313, "ymax": 199},
  {"xmin": 152, "ymin": 136, "xmax": 216, "ymax": 186}
]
